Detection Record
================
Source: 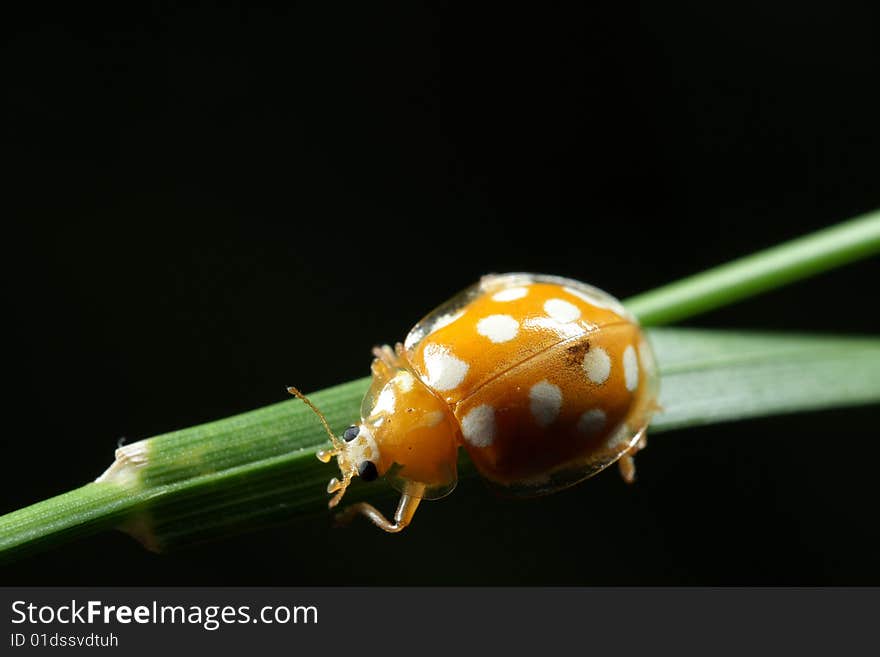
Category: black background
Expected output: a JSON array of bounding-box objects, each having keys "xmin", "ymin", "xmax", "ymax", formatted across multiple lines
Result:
[{"xmin": 4, "ymin": 2, "xmax": 880, "ymax": 585}]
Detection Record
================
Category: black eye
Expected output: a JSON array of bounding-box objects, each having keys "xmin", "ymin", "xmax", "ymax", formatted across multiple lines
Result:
[
  {"xmin": 343, "ymin": 425, "xmax": 359, "ymax": 442},
  {"xmin": 358, "ymin": 461, "xmax": 378, "ymax": 482}
]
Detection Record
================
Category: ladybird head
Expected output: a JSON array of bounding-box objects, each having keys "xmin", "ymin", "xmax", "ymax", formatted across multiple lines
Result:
[
  {"xmin": 352, "ymin": 368, "xmax": 460, "ymax": 501},
  {"xmin": 316, "ymin": 420, "xmax": 384, "ymax": 507},
  {"xmin": 286, "ymin": 387, "xmax": 376, "ymax": 508},
  {"xmin": 288, "ymin": 378, "xmax": 407, "ymax": 508},
  {"xmin": 291, "ymin": 363, "xmax": 459, "ymax": 509}
]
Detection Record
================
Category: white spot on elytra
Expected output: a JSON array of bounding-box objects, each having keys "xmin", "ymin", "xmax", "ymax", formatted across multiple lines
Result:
[
  {"xmin": 582, "ymin": 347, "xmax": 611, "ymax": 384},
  {"xmin": 529, "ymin": 380, "xmax": 562, "ymax": 427},
  {"xmin": 477, "ymin": 314, "xmax": 520, "ymax": 343},
  {"xmin": 623, "ymin": 345, "xmax": 639, "ymax": 392},
  {"xmin": 524, "ymin": 315, "xmax": 587, "ymax": 340},
  {"xmin": 395, "ymin": 370, "xmax": 415, "ymax": 392},
  {"xmin": 577, "ymin": 409, "xmax": 606, "ymax": 435},
  {"xmin": 407, "ymin": 311, "xmax": 467, "ymax": 351},
  {"xmin": 544, "ymin": 298, "xmax": 581, "ymax": 323},
  {"xmin": 373, "ymin": 385, "xmax": 396, "ymax": 415},
  {"xmin": 461, "ymin": 404, "xmax": 495, "ymax": 447},
  {"xmin": 430, "ymin": 310, "xmax": 465, "ymax": 334},
  {"xmin": 492, "ymin": 287, "xmax": 529, "ymax": 302},
  {"xmin": 423, "ymin": 343, "xmax": 469, "ymax": 391}
]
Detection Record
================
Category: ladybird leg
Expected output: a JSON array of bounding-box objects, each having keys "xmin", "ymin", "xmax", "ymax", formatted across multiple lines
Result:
[
  {"xmin": 371, "ymin": 344, "xmax": 407, "ymax": 380},
  {"xmin": 372, "ymin": 344, "xmax": 405, "ymax": 368},
  {"xmin": 326, "ymin": 474, "xmax": 353, "ymax": 509},
  {"xmin": 617, "ymin": 430, "xmax": 647, "ymax": 484},
  {"xmin": 393, "ymin": 341, "xmax": 407, "ymax": 361},
  {"xmin": 334, "ymin": 494, "xmax": 422, "ymax": 534},
  {"xmin": 618, "ymin": 454, "xmax": 637, "ymax": 484}
]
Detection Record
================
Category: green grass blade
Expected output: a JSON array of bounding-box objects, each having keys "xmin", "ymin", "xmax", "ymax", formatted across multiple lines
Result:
[
  {"xmin": 2, "ymin": 328, "xmax": 879, "ymax": 560},
  {"xmin": 2, "ymin": 211, "xmax": 878, "ymax": 561},
  {"xmin": 625, "ymin": 209, "xmax": 880, "ymax": 325},
  {"xmin": 648, "ymin": 329, "xmax": 880, "ymax": 430}
]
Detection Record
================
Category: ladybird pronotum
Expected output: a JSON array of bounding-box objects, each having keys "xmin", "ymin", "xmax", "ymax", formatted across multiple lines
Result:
[{"xmin": 290, "ymin": 273, "xmax": 659, "ymax": 533}]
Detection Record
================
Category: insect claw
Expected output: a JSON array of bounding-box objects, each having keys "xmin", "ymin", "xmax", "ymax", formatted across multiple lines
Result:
[{"xmin": 328, "ymin": 489, "xmax": 346, "ymax": 509}]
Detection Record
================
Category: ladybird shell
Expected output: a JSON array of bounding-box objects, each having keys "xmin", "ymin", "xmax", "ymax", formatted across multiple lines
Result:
[{"xmin": 404, "ymin": 273, "xmax": 658, "ymax": 496}]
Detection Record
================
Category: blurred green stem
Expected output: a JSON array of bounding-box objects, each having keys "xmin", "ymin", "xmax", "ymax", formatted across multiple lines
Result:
[{"xmin": 625, "ymin": 209, "xmax": 880, "ymax": 325}]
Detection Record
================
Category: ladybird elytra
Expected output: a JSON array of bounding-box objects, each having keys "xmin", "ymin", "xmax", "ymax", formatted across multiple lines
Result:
[{"xmin": 290, "ymin": 273, "xmax": 659, "ymax": 533}]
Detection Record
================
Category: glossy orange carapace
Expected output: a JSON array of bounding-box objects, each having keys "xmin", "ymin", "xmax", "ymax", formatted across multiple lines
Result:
[{"xmin": 295, "ymin": 273, "xmax": 659, "ymax": 533}]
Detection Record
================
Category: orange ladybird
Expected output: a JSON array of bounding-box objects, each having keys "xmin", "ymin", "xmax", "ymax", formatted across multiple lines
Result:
[{"xmin": 290, "ymin": 273, "xmax": 659, "ymax": 533}]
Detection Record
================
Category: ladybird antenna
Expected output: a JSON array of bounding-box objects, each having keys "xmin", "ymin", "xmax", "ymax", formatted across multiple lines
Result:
[{"xmin": 287, "ymin": 386, "xmax": 344, "ymax": 452}]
